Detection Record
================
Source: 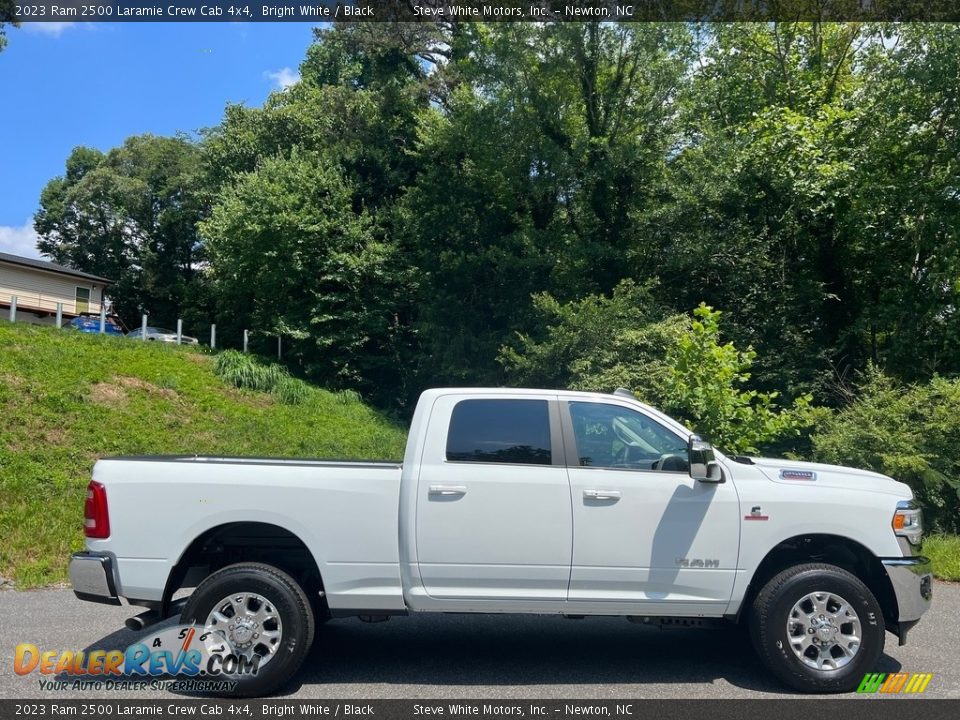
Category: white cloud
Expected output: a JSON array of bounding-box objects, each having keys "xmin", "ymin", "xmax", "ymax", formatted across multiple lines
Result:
[
  {"xmin": 24, "ymin": 23, "xmax": 77, "ymax": 38},
  {"xmin": 0, "ymin": 220, "xmax": 42, "ymax": 259},
  {"xmin": 264, "ymin": 67, "xmax": 300, "ymax": 90}
]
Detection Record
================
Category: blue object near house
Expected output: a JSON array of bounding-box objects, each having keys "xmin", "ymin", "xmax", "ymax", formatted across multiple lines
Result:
[{"xmin": 66, "ymin": 316, "xmax": 125, "ymax": 336}]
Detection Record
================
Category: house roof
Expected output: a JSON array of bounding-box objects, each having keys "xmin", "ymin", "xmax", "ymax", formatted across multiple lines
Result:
[{"xmin": 0, "ymin": 251, "xmax": 112, "ymax": 284}]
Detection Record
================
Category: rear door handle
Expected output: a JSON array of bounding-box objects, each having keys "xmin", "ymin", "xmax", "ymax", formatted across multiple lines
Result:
[
  {"xmin": 583, "ymin": 489, "xmax": 621, "ymax": 501},
  {"xmin": 429, "ymin": 485, "xmax": 467, "ymax": 497}
]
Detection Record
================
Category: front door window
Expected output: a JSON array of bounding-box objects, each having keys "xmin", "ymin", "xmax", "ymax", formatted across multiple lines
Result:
[{"xmin": 568, "ymin": 401, "xmax": 689, "ymax": 472}]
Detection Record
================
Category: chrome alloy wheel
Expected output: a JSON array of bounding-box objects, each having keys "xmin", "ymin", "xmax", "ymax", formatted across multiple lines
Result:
[
  {"xmin": 786, "ymin": 591, "xmax": 862, "ymax": 671},
  {"xmin": 204, "ymin": 592, "xmax": 283, "ymax": 669}
]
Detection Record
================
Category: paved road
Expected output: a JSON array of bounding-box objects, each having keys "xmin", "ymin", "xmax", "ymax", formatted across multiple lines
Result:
[{"xmin": 1, "ymin": 584, "xmax": 957, "ymax": 700}]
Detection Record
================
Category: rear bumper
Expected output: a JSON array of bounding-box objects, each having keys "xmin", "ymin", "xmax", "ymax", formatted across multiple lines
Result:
[
  {"xmin": 69, "ymin": 552, "xmax": 121, "ymax": 606},
  {"xmin": 881, "ymin": 555, "xmax": 932, "ymax": 644}
]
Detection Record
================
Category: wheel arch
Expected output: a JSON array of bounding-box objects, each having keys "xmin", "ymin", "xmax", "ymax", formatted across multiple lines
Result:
[
  {"xmin": 161, "ymin": 521, "xmax": 325, "ymax": 616},
  {"xmin": 735, "ymin": 533, "xmax": 897, "ymax": 630}
]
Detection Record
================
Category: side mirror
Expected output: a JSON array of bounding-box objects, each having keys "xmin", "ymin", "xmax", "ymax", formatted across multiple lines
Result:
[{"xmin": 688, "ymin": 436, "xmax": 724, "ymax": 483}]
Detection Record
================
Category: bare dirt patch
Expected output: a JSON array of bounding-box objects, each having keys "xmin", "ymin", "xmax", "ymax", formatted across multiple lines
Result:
[
  {"xmin": 88, "ymin": 383, "xmax": 128, "ymax": 406},
  {"xmin": 224, "ymin": 386, "xmax": 275, "ymax": 408},
  {"xmin": 43, "ymin": 427, "xmax": 67, "ymax": 446},
  {"xmin": 116, "ymin": 376, "xmax": 178, "ymax": 400},
  {"xmin": 0, "ymin": 373, "xmax": 25, "ymax": 389}
]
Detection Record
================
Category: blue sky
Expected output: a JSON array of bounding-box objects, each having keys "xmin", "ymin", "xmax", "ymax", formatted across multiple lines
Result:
[{"xmin": 0, "ymin": 21, "xmax": 320, "ymax": 258}]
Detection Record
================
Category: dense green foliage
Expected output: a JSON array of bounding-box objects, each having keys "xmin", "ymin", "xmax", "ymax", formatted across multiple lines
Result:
[
  {"xmin": 499, "ymin": 279, "xmax": 686, "ymax": 397},
  {"xmin": 812, "ymin": 369, "xmax": 960, "ymax": 533},
  {"xmin": 28, "ymin": 22, "xmax": 960, "ymax": 527},
  {"xmin": 501, "ymin": 294, "xmax": 812, "ymax": 454},
  {"xmin": 34, "ymin": 23, "xmax": 960, "ymax": 401},
  {"xmin": 0, "ymin": 323, "xmax": 406, "ymax": 587},
  {"xmin": 659, "ymin": 305, "xmax": 814, "ymax": 455}
]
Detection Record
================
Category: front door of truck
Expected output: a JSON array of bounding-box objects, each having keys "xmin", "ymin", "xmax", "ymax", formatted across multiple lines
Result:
[
  {"xmin": 563, "ymin": 400, "xmax": 740, "ymax": 614},
  {"xmin": 415, "ymin": 394, "xmax": 572, "ymax": 601}
]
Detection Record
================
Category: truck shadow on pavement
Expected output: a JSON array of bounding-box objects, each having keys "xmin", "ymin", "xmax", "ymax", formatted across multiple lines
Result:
[
  {"xmin": 289, "ymin": 613, "xmax": 903, "ymax": 696},
  {"xmin": 76, "ymin": 613, "xmax": 903, "ymax": 697}
]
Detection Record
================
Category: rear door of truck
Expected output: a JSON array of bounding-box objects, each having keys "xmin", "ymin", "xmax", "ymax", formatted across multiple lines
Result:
[{"xmin": 414, "ymin": 392, "xmax": 572, "ymax": 601}]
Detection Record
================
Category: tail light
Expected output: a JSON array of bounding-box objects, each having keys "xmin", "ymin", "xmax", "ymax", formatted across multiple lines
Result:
[{"xmin": 84, "ymin": 481, "xmax": 110, "ymax": 539}]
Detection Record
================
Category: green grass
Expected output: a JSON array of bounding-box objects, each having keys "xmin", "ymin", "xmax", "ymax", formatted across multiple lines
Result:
[
  {"xmin": 924, "ymin": 535, "xmax": 960, "ymax": 582},
  {"xmin": 0, "ymin": 322, "xmax": 407, "ymax": 588}
]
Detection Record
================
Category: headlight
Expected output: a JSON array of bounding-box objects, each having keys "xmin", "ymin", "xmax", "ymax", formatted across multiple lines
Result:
[{"xmin": 892, "ymin": 500, "xmax": 923, "ymax": 546}]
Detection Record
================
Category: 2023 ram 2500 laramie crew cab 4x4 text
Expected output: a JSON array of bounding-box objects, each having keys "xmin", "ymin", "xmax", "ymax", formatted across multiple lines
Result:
[{"xmin": 69, "ymin": 387, "xmax": 932, "ymax": 696}]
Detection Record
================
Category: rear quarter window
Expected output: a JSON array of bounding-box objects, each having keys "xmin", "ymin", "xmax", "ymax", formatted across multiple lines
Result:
[{"xmin": 445, "ymin": 399, "xmax": 552, "ymax": 466}]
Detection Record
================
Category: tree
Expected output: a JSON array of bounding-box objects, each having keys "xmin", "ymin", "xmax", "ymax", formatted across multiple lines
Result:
[
  {"xmin": 202, "ymin": 150, "xmax": 410, "ymax": 403},
  {"xmin": 34, "ymin": 135, "xmax": 209, "ymax": 326},
  {"xmin": 0, "ymin": 0, "xmax": 18, "ymax": 53},
  {"xmin": 401, "ymin": 23, "xmax": 693, "ymax": 386}
]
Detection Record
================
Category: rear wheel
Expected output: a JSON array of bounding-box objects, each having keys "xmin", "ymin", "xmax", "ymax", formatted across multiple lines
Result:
[
  {"xmin": 749, "ymin": 563, "xmax": 885, "ymax": 693},
  {"xmin": 180, "ymin": 562, "xmax": 315, "ymax": 697}
]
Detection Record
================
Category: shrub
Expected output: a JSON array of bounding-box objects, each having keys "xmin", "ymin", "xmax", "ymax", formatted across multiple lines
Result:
[
  {"xmin": 214, "ymin": 350, "xmax": 311, "ymax": 405},
  {"xmin": 273, "ymin": 377, "xmax": 311, "ymax": 406},
  {"xmin": 501, "ymin": 287, "xmax": 812, "ymax": 455},
  {"xmin": 498, "ymin": 279, "xmax": 686, "ymax": 397},
  {"xmin": 657, "ymin": 304, "xmax": 814, "ymax": 455},
  {"xmin": 811, "ymin": 368, "xmax": 960, "ymax": 533}
]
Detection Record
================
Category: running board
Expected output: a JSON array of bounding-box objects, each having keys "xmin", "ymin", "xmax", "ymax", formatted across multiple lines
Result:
[{"xmin": 627, "ymin": 616, "xmax": 728, "ymax": 629}]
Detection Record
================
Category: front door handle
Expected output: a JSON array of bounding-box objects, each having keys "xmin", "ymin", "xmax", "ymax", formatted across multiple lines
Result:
[
  {"xmin": 583, "ymin": 489, "xmax": 621, "ymax": 501},
  {"xmin": 429, "ymin": 485, "xmax": 467, "ymax": 497}
]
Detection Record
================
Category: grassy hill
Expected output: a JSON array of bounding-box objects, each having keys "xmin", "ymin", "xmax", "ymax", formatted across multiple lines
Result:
[{"xmin": 0, "ymin": 322, "xmax": 407, "ymax": 588}]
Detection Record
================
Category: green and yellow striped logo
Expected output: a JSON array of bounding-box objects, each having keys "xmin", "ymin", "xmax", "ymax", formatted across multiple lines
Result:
[{"xmin": 857, "ymin": 672, "xmax": 934, "ymax": 694}]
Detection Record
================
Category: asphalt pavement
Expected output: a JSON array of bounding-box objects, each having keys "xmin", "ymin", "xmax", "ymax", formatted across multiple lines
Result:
[{"xmin": 0, "ymin": 583, "xmax": 957, "ymax": 700}]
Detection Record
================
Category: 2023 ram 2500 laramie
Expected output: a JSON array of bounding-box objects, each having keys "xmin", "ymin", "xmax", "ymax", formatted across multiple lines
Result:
[{"xmin": 70, "ymin": 387, "xmax": 932, "ymax": 696}]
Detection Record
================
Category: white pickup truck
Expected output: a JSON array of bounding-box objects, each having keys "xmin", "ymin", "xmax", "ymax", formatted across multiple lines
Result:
[{"xmin": 70, "ymin": 387, "xmax": 932, "ymax": 696}]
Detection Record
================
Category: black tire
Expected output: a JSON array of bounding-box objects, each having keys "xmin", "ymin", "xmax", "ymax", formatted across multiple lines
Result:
[
  {"xmin": 749, "ymin": 563, "xmax": 885, "ymax": 693},
  {"xmin": 180, "ymin": 562, "xmax": 315, "ymax": 697}
]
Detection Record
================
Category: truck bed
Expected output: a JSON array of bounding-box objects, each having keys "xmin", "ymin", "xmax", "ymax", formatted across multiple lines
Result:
[{"xmin": 88, "ymin": 455, "xmax": 406, "ymax": 612}]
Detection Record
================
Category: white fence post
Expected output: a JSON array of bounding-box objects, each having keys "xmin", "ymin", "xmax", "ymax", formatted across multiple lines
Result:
[
  {"xmin": 99, "ymin": 305, "xmax": 106, "ymax": 334},
  {"xmin": 176, "ymin": 319, "xmax": 183, "ymax": 345},
  {"xmin": 210, "ymin": 324, "xmax": 216, "ymax": 350},
  {"xmin": 55, "ymin": 303, "xmax": 63, "ymax": 329},
  {"xmin": 141, "ymin": 314, "xmax": 148, "ymax": 340},
  {"xmin": 277, "ymin": 336, "xmax": 282, "ymax": 360},
  {"xmin": 243, "ymin": 330, "xmax": 249, "ymax": 353},
  {"xmin": 8, "ymin": 296, "xmax": 16, "ymax": 323}
]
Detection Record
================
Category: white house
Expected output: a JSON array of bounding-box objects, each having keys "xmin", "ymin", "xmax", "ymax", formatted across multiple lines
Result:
[{"xmin": 0, "ymin": 251, "xmax": 112, "ymax": 325}]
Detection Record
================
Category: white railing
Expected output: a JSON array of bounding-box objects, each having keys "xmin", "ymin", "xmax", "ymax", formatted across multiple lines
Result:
[{"xmin": 0, "ymin": 288, "xmax": 102, "ymax": 316}]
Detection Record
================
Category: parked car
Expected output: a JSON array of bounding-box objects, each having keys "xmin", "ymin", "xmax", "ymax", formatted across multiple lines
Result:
[
  {"xmin": 70, "ymin": 387, "xmax": 931, "ymax": 697},
  {"xmin": 127, "ymin": 326, "xmax": 199, "ymax": 345},
  {"xmin": 65, "ymin": 315, "xmax": 125, "ymax": 336}
]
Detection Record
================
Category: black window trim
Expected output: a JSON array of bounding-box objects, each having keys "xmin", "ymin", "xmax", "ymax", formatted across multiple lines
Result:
[
  {"xmin": 559, "ymin": 399, "xmax": 688, "ymax": 473},
  {"xmin": 442, "ymin": 397, "xmax": 566, "ymax": 468}
]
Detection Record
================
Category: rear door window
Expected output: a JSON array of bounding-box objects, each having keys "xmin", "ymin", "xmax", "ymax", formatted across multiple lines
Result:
[{"xmin": 446, "ymin": 399, "xmax": 552, "ymax": 465}]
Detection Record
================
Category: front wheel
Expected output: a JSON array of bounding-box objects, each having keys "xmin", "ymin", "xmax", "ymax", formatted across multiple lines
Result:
[
  {"xmin": 749, "ymin": 563, "xmax": 885, "ymax": 693},
  {"xmin": 180, "ymin": 562, "xmax": 315, "ymax": 697}
]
